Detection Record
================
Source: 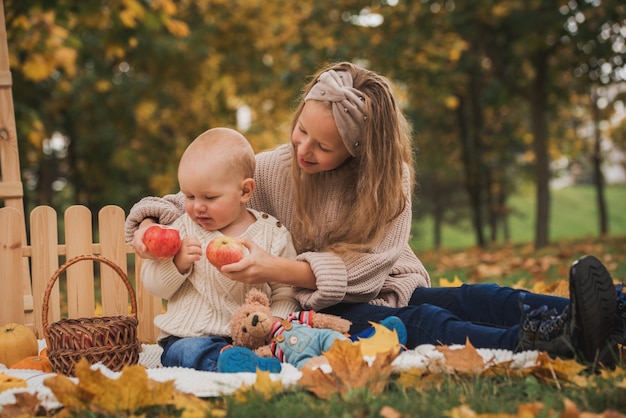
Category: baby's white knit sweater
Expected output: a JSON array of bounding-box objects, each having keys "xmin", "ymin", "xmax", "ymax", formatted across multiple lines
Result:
[{"xmin": 142, "ymin": 209, "xmax": 299, "ymax": 342}]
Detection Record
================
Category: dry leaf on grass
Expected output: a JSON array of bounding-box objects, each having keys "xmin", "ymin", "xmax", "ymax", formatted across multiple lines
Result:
[
  {"xmin": 439, "ymin": 275, "xmax": 464, "ymax": 287},
  {"xmin": 233, "ymin": 369, "xmax": 283, "ymax": 402},
  {"xmin": 43, "ymin": 358, "xmax": 213, "ymax": 417},
  {"xmin": 436, "ymin": 338, "xmax": 485, "ymax": 374},
  {"xmin": 530, "ymin": 352, "xmax": 588, "ymax": 384}
]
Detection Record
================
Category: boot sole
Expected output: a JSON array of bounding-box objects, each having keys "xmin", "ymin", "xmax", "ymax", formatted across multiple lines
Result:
[{"xmin": 569, "ymin": 255, "xmax": 616, "ymax": 365}]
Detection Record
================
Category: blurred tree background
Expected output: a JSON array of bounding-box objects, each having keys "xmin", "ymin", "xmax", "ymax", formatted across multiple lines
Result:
[{"xmin": 2, "ymin": 0, "xmax": 625, "ymax": 250}]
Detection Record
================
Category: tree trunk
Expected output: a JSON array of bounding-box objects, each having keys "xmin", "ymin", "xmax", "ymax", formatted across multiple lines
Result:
[
  {"xmin": 591, "ymin": 88, "xmax": 609, "ymax": 236},
  {"xmin": 456, "ymin": 93, "xmax": 486, "ymax": 247},
  {"xmin": 530, "ymin": 52, "xmax": 551, "ymax": 250}
]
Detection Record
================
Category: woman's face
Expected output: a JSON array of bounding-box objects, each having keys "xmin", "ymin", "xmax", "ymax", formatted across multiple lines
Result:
[{"xmin": 291, "ymin": 100, "xmax": 351, "ymax": 174}]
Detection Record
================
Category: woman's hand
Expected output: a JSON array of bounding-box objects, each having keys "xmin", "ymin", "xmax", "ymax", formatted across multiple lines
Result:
[
  {"xmin": 219, "ymin": 238, "xmax": 275, "ymax": 284},
  {"xmin": 221, "ymin": 238, "xmax": 317, "ymax": 289},
  {"xmin": 174, "ymin": 236, "xmax": 202, "ymax": 274}
]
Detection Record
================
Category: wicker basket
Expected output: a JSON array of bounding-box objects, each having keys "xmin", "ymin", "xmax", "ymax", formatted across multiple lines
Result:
[{"xmin": 42, "ymin": 254, "xmax": 141, "ymax": 376}]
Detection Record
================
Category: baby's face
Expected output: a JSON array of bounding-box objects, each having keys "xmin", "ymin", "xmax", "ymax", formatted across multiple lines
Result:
[{"xmin": 178, "ymin": 160, "xmax": 245, "ymax": 231}]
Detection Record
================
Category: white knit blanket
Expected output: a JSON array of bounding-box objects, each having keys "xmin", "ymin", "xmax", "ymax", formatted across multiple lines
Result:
[{"xmin": 0, "ymin": 341, "xmax": 538, "ymax": 411}]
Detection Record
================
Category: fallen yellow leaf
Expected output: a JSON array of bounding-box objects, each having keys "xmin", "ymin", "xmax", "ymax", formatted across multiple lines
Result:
[{"xmin": 233, "ymin": 369, "xmax": 282, "ymax": 402}]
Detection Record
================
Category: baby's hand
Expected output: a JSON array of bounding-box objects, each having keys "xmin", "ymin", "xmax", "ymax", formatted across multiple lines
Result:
[{"xmin": 174, "ymin": 236, "xmax": 202, "ymax": 274}]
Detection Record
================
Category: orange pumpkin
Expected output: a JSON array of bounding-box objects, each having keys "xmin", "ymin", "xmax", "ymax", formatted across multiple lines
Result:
[
  {"xmin": 0, "ymin": 323, "xmax": 39, "ymax": 367},
  {"xmin": 10, "ymin": 355, "xmax": 53, "ymax": 373}
]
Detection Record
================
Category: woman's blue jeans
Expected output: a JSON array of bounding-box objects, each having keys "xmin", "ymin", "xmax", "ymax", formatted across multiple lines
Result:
[
  {"xmin": 159, "ymin": 335, "xmax": 232, "ymax": 371},
  {"xmin": 320, "ymin": 283, "xmax": 568, "ymax": 351}
]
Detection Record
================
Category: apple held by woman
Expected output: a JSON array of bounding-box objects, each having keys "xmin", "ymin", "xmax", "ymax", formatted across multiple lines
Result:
[
  {"xmin": 206, "ymin": 236, "xmax": 245, "ymax": 269},
  {"xmin": 142, "ymin": 225, "xmax": 182, "ymax": 259}
]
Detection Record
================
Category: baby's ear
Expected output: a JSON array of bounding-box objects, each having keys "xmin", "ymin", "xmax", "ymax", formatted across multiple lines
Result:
[{"xmin": 240, "ymin": 178, "xmax": 255, "ymax": 201}]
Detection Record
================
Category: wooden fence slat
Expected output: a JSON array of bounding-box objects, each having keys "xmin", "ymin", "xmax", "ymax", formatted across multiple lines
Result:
[
  {"xmin": 30, "ymin": 205, "xmax": 60, "ymax": 338},
  {"xmin": 98, "ymin": 205, "xmax": 129, "ymax": 316},
  {"xmin": 0, "ymin": 207, "xmax": 24, "ymax": 325},
  {"xmin": 64, "ymin": 205, "xmax": 95, "ymax": 318},
  {"xmin": 134, "ymin": 256, "xmax": 161, "ymax": 343}
]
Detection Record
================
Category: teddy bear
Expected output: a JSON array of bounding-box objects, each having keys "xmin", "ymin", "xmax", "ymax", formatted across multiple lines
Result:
[{"xmin": 230, "ymin": 288, "xmax": 352, "ymax": 368}]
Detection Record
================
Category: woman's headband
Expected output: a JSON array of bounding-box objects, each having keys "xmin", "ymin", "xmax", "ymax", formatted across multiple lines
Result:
[{"xmin": 304, "ymin": 70, "xmax": 367, "ymax": 157}]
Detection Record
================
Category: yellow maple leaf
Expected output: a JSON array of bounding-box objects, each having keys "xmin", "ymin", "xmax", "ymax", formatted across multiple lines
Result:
[
  {"xmin": 359, "ymin": 322, "xmax": 403, "ymax": 357},
  {"xmin": 0, "ymin": 373, "xmax": 28, "ymax": 393},
  {"xmin": 436, "ymin": 338, "xmax": 485, "ymax": 375},
  {"xmin": 44, "ymin": 358, "xmax": 177, "ymax": 415},
  {"xmin": 233, "ymin": 369, "xmax": 283, "ymax": 402},
  {"xmin": 439, "ymin": 275, "xmax": 464, "ymax": 287},
  {"xmin": 298, "ymin": 339, "xmax": 395, "ymax": 399},
  {"xmin": 531, "ymin": 352, "xmax": 588, "ymax": 384}
]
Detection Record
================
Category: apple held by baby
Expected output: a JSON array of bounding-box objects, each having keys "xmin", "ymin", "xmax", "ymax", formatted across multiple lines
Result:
[
  {"xmin": 206, "ymin": 236, "xmax": 245, "ymax": 269},
  {"xmin": 142, "ymin": 225, "xmax": 182, "ymax": 259}
]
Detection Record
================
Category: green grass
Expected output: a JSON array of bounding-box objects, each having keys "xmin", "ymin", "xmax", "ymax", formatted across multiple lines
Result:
[
  {"xmin": 410, "ymin": 184, "xmax": 626, "ymax": 251},
  {"xmin": 218, "ymin": 375, "xmax": 626, "ymax": 418}
]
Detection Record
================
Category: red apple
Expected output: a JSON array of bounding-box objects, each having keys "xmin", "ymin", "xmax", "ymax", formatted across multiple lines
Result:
[
  {"xmin": 206, "ymin": 236, "xmax": 245, "ymax": 269},
  {"xmin": 142, "ymin": 225, "xmax": 182, "ymax": 259}
]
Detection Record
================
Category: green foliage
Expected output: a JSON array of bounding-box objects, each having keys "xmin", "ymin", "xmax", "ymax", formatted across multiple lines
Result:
[{"xmin": 4, "ymin": 0, "xmax": 626, "ymax": 249}]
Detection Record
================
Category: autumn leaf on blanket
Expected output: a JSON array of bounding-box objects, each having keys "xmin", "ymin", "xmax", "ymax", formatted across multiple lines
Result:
[
  {"xmin": 530, "ymin": 352, "xmax": 588, "ymax": 384},
  {"xmin": 233, "ymin": 369, "xmax": 283, "ymax": 402},
  {"xmin": 0, "ymin": 392, "xmax": 43, "ymax": 417},
  {"xmin": 0, "ymin": 373, "xmax": 27, "ymax": 393},
  {"xmin": 439, "ymin": 275, "xmax": 464, "ymax": 287},
  {"xmin": 44, "ymin": 358, "xmax": 177, "ymax": 416},
  {"xmin": 359, "ymin": 322, "xmax": 403, "ymax": 358},
  {"xmin": 298, "ymin": 339, "xmax": 395, "ymax": 399},
  {"xmin": 435, "ymin": 337, "xmax": 484, "ymax": 374}
]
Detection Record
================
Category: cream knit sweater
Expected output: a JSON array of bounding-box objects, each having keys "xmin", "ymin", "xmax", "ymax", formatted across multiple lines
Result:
[
  {"xmin": 126, "ymin": 144, "xmax": 430, "ymax": 312},
  {"xmin": 142, "ymin": 209, "xmax": 299, "ymax": 342}
]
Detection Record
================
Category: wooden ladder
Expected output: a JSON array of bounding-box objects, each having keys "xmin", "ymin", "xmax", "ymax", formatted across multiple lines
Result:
[{"xmin": 0, "ymin": 0, "xmax": 34, "ymax": 327}]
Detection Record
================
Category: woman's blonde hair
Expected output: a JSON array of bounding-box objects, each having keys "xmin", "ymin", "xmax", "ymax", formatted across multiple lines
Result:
[{"xmin": 290, "ymin": 62, "xmax": 414, "ymax": 253}]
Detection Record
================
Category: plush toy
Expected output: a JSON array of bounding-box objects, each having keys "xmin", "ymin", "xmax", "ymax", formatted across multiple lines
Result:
[{"xmin": 230, "ymin": 288, "xmax": 352, "ymax": 368}]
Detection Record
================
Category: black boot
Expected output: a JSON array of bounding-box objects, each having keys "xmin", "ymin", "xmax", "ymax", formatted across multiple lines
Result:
[
  {"xmin": 518, "ymin": 303, "xmax": 573, "ymax": 358},
  {"xmin": 569, "ymin": 255, "xmax": 617, "ymax": 368}
]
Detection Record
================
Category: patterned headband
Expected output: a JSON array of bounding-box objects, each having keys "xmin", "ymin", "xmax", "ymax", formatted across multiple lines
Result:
[{"xmin": 304, "ymin": 70, "xmax": 367, "ymax": 157}]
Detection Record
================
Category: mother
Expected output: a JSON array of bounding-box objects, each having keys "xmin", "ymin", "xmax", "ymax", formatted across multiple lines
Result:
[{"xmin": 126, "ymin": 62, "xmax": 617, "ymax": 367}]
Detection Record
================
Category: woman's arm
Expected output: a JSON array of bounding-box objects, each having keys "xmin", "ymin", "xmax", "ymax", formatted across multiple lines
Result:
[{"xmin": 124, "ymin": 192, "xmax": 186, "ymax": 242}]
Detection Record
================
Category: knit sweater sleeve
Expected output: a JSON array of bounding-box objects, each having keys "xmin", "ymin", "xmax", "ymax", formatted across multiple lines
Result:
[
  {"xmin": 124, "ymin": 192, "xmax": 186, "ymax": 243},
  {"xmin": 140, "ymin": 217, "xmax": 191, "ymax": 299},
  {"xmin": 295, "ymin": 165, "xmax": 430, "ymax": 311}
]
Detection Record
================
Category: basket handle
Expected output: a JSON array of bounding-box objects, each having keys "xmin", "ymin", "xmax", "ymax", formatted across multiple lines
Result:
[{"xmin": 42, "ymin": 254, "xmax": 138, "ymax": 339}]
